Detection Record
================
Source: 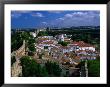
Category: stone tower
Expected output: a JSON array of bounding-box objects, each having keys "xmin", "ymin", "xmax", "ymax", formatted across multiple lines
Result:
[{"xmin": 61, "ymin": 34, "xmax": 64, "ymax": 41}]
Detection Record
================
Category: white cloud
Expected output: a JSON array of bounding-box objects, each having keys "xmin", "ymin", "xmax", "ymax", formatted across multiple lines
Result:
[
  {"xmin": 64, "ymin": 12, "xmax": 87, "ymax": 18},
  {"xmin": 64, "ymin": 11, "xmax": 99, "ymax": 19},
  {"xmin": 72, "ymin": 12, "xmax": 87, "ymax": 17},
  {"xmin": 11, "ymin": 11, "xmax": 44, "ymax": 18},
  {"xmin": 64, "ymin": 14, "xmax": 73, "ymax": 18},
  {"xmin": 53, "ymin": 11, "xmax": 100, "ymax": 27},
  {"xmin": 56, "ymin": 18, "xmax": 64, "ymax": 21},
  {"xmin": 31, "ymin": 12, "xmax": 44, "ymax": 17},
  {"xmin": 11, "ymin": 12, "xmax": 21, "ymax": 18},
  {"xmin": 42, "ymin": 22, "xmax": 47, "ymax": 24},
  {"xmin": 11, "ymin": 11, "xmax": 32, "ymax": 18}
]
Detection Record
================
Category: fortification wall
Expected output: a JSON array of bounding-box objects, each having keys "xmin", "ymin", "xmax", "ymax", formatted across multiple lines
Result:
[
  {"xmin": 11, "ymin": 40, "xmax": 26, "ymax": 77},
  {"xmin": 15, "ymin": 40, "xmax": 26, "ymax": 58}
]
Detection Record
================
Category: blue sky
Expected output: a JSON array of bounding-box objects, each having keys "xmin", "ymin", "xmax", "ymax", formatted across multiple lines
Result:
[{"xmin": 11, "ymin": 10, "xmax": 100, "ymax": 28}]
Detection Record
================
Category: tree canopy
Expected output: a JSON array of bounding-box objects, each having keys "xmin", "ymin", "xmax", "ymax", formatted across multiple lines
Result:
[
  {"xmin": 20, "ymin": 56, "xmax": 62, "ymax": 77},
  {"xmin": 11, "ymin": 56, "xmax": 16, "ymax": 66},
  {"xmin": 20, "ymin": 56, "xmax": 48, "ymax": 77},
  {"xmin": 87, "ymin": 59, "xmax": 100, "ymax": 77},
  {"xmin": 38, "ymin": 31, "xmax": 48, "ymax": 36},
  {"xmin": 45, "ymin": 61, "xmax": 62, "ymax": 76},
  {"xmin": 58, "ymin": 41, "xmax": 69, "ymax": 46}
]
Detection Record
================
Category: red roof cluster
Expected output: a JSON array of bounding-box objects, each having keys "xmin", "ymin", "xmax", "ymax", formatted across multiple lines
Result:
[{"xmin": 72, "ymin": 41, "xmax": 93, "ymax": 47}]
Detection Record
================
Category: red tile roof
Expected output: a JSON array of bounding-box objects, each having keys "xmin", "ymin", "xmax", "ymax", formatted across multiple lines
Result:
[{"xmin": 72, "ymin": 41, "xmax": 93, "ymax": 47}]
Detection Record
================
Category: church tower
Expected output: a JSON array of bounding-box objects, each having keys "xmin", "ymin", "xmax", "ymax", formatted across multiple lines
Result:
[{"xmin": 60, "ymin": 34, "xmax": 64, "ymax": 41}]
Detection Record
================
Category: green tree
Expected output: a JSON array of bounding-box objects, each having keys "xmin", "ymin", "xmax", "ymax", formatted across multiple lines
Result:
[
  {"xmin": 11, "ymin": 32, "xmax": 32, "ymax": 52},
  {"xmin": 28, "ymin": 38, "xmax": 35, "ymax": 45},
  {"xmin": 11, "ymin": 56, "xmax": 16, "ymax": 66},
  {"xmin": 40, "ymin": 66, "xmax": 48, "ymax": 77},
  {"xmin": 11, "ymin": 32, "xmax": 23, "ymax": 51},
  {"xmin": 20, "ymin": 56, "xmax": 49, "ymax": 77},
  {"xmin": 21, "ymin": 32, "xmax": 30, "ymax": 40},
  {"xmin": 20, "ymin": 56, "xmax": 39, "ymax": 76},
  {"xmin": 38, "ymin": 31, "xmax": 48, "ymax": 36},
  {"xmin": 58, "ymin": 41, "xmax": 68, "ymax": 46},
  {"xmin": 87, "ymin": 59, "xmax": 100, "ymax": 77},
  {"xmin": 45, "ymin": 61, "xmax": 62, "ymax": 76},
  {"xmin": 28, "ymin": 44, "xmax": 36, "ymax": 52}
]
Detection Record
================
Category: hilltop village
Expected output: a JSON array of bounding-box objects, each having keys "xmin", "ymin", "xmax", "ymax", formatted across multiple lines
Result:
[{"xmin": 11, "ymin": 28, "xmax": 100, "ymax": 77}]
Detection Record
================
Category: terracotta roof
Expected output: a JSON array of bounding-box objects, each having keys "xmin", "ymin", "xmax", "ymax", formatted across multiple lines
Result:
[
  {"xmin": 61, "ymin": 58, "xmax": 70, "ymax": 63},
  {"xmin": 73, "ymin": 41, "xmax": 93, "ymax": 47},
  {"xmin": 60, "ymin": 46, "xmax": 69, "ymax": 49},
  {"xmin": 75, "ymin": 56, "xmax": 80, "ymax": 59}
]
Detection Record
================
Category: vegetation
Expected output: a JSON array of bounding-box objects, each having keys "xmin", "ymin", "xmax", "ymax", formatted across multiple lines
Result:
[
  {"xmin": 11, "ymin": 32, "xmax": 30, "ymax": 52},
  {"xmin": 20, "ymin": 56, "xmax": 62, "ymax": 77},
  {"xmin": 28, "ymin": 37, "xmax": 35, "ymax": 45},
  {"xmin": 58, "ymin": 41, "xmax": 69, "ymax": 46},
  {"xmin": 87, "ymin": 59, "xmax": 100, "ymax": 77},
  {"xmin": 28, "ymin": 44, "xmax": 36, "ymax": 52},
  {"xmin": 27, "ymin": 36, "xmax": 36, "ymax": 56},
  {"xmin": 47, "ymin": 29, "xmax": 100, "ymax": 45},
  {"xmin": 11, "ymin": 32, "xmax": 23, "ymax": 52},
  {"xmin": 38, "ymin": 31, "xmax": 48, "ymax": 36},
  {"xmin": 11, "ymin": 56, "xmax": 16, "ymax": 66},
  {"xmin": 45, "ymin": 61, "xmax": 62, "ymax": 76},
  {"xmin": 11, "ymin": 31, "xmax": 36, "ymax": 56},
  {"xmin": 75, "ymin": 58, "xmax": 100, "ymax": 77},
  {"xmin": 12, "ymin": 28, "xmax": 100, "ymax": 77},
  {"xmin": 20, "ymin": 56, "xmax": 47, "ymax": 77}
]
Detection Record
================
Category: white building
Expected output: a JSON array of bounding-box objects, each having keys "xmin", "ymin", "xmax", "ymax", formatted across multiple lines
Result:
[
  {"xmin": 56, "ymin": 34, "xmax": 64, "ymax": 42},
  {"xmin": 73, "ymin": 41, "xmax": 95, "ymax": 52},
  {"xmin": 30, "ymin": 32, "xmax": 36, "ymax": 38}
]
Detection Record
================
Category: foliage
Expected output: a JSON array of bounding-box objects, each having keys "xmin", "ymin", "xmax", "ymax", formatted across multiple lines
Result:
[
  {"xmin": 27, "ymin": 35, "xmax": 36, "ymax": 54},
  {"xmin": 38, "ymin": 31, "xmax": 48, "ymax": 36},
  {"xmin": 20, "ymin": 56, "xmax": 46, "ymax": 77},
  {"xmin": 11, "ymin": 32, "xmax": 33, "ymax": 52},
  {"xmin": 11, "ymin": 31, "xmax": 36, "ymax": 55},
  {"xmin": 28, "ymin": 38, "xmax": 35, "ymax": 45},
  {"xmin": 11, "ymin": 32, "xmax": 23, "ymax": 52},
  {"xmin": 47, "ymin": 29, "xmax": 100, "ymax": 45},
  {"xmin": 21, "ymin": 32, "xmax": 30, "ymax": 40},
  {"xmin": 58, "ymin": 41, "xmax": 68, "ymax": 46},
  {"xmin": 45, "ymin": 61, "xmax": 62, "ymax": 76},
  {"xmin": 11, "ymin": 56, "xmax": 16, "ymax": 66},
  {"xmin": 28, "ymin": 51, "xmax": 35, "ymax": 56},
  {"xmin": 87, "ymin": 59, "xmax": 100, "ymax": 77},
  {"xmin": 75, "ymin": 60, "xmax": 85, "ymax": 69},
  {"xmin": 28, "ymin": 44, "xmax": 36, "ymax": 52},
  {"xmin": 20, "ymin": 56, "xmax": 62, "ymax": 77},
  {"xmin": 40, "ymin": 66, "xmax": 48, "ymax": 77},
  {"xmin": 75, "ymin": 59, "xmax": 100, "ymax": 77}
]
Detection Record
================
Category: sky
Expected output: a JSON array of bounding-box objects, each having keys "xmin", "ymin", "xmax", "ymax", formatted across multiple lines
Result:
[{"xmin": 11, "ymin": 10, "xmax": 100, "ymax": 28}]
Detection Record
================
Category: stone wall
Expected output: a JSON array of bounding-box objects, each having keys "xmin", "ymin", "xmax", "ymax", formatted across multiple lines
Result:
[
  {"xmin": 15, "ymin": 40, "xmax": 26, "ymax": 58},
  {"xmin": 11, "ymin": 40, "xmax": 26, "ymax": 77},
  {"xmin": 11, "ymin": 59, "xmax": 22, "ymax": 77}
]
